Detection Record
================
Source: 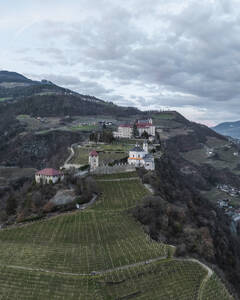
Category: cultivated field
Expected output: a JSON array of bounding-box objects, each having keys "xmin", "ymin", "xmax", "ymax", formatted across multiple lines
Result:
[
  {"xmin": 181, "ymin": 138, "xmax": 240, "ymax": 175},
  {"xmin": 0, "ymin": 174, "xmax": 233, "ymax": 299},
  {"xmin": 70, "ymin": 124, "xmax": 99, "ymax": 132},
  {"xmin": 93, "ymin": 171, "xmax": 138, "ymax": 180},
  {"xmin": 100, "ymin": 260, "xmax": 207, "ymax": 299},
  {"xmin": 201, "ymin": 274, "xmax": 233, "ymax": 300}
]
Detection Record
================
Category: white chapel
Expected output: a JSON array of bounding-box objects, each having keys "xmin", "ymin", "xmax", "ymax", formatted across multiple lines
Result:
[{"xmin": 128, "ymin": 141, "xmax": 155, "ymax": 170}]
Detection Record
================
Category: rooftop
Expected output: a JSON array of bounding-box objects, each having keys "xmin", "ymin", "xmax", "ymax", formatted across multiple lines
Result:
[
  {"xmin": 130, "ymin": 145, "xmax": 144, "ymax": 152},
  {"xmin": 119, "ymin": 124, "xmax": 132, "ymax": 128},
  {"xmin": 143, "ymin": 154, "xmax": 154, "ymax": 162},
  {"xmin": 89, "ymin": 150, "xmax": 99, "ymax": 157},
  {"xmin": 36, "ymin": 168, "xmax": 63, "ymax": 176},
  {"xmin": 136, "ymin": 123, "xmax": 152, "ymax": 128}
]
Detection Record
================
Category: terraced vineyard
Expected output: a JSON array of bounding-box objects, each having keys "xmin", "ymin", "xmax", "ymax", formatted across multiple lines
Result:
[
  {"xmin": 201, "ymin": 274, "xmax": 233, "ymax": 300},
  {"xmin": 100, "ymin": 260, "xmax": 207, "ymax": 299},
  {"xmin": 93, "ymin": 171, "xmax": 138, "ymax": 180},
  {"xmin": 0, "ymin": 175, "xmax": 233, "ymax": 299}
]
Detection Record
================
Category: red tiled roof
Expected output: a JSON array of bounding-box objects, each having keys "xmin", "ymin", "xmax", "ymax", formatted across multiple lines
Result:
[
  {"xmin": 90, "ymin": 150, "xmax": 98, "ymax": 156},
  {"xmin": 36, "ymin": 168, "xmax": 63, "ymax": 176},
  {"xmin": 119, "ymin": 124, "xmax": 132, "ymax": 128},
  {"xmin": 136, "ymin": 123, "xmax": 152, "ymax": 128}
]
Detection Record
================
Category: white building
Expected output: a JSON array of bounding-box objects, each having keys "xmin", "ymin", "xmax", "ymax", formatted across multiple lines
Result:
[
  {"xmin": 128, "ymin": 141, "xmax": 155, "ymax": 170},
  {"xmin": 35, "ymin": 168, "xmax": 64, "ymax": 184},
  {"xmin": 89, "ymin": 150, "xmax": 99, "ymax": 170},
  {"xmin": 113, "ymin": 124, "xmax": 133, "ymax": 139},
  {"xmin": 136, "ymin": 119, "xmax": 155, "ymax": 137}
]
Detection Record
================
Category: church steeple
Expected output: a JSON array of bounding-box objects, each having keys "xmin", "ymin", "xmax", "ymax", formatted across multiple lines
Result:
[{"xmin": 143, "ymin": 141, "xmax": 148, "ymax": 153}]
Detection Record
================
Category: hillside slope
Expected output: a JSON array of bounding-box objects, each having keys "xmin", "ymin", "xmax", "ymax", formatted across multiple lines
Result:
[
  {"xmin": 0, "ymin": 174, "xmax": 232, "ymax": 299},
  {"xmin": 0, "ymin": 70, "xmax": 34, "ymax": 84}
]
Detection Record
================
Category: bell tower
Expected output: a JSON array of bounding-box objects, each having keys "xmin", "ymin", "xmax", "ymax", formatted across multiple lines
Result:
[
  {"xmin": 89, "ymin": 150, "xmax": 99, "ymax": 170},
  {"xmin": 143, "ymin": 141, "xmax": 148, "ymax": 153}
]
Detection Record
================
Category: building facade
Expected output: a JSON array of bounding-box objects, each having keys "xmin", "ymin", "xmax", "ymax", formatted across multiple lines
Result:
[
  {"xmin": 113, "ymin": 119, "xmax": 155, "ymax": 139},
  {"xmin": 136, "ymin": 119, "xmax": 155, "ymax": 136},
  {"xmin": 35, "ymin": 168, "xmax": 64, "ymax": 184},
  {"xmin": 113, "ymin": 124, "xmax": 133, "ymax": 139},
  {"xmin": 128, "ymin": 142, "xmax": 155, "ymax": 170}
]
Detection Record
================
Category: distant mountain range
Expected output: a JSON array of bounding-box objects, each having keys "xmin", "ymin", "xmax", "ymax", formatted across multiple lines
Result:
[{"xmin": 213, "ymin": 121, "xmax": 240, "ymax": 139}]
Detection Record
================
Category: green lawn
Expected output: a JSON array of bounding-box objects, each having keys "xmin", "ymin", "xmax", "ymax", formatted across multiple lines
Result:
[
  {"xmin": 70, "ymin": 124, "xmax": 98, "ymax": 131},
  {"xmin": 152, "ymin": 112, "xmax": 175, "ymax": 120},
  {"xmin": 17, "ymin": 114, "xmax": 30, "ymax": 119},
  {"xmin": 0, "ymin": 97, "xmax": 12, "ymax": 102},
  {"xmin": 70, "ymin": 144, "xmax": 131, "ymax": 165}
]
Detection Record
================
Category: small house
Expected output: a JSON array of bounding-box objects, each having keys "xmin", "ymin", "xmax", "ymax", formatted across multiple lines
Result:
[{"xmin": 35, "ymin": 168, "xmax": 64, "ymax": 184}]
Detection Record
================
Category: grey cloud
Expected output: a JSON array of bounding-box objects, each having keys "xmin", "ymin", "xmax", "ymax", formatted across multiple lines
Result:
[
  {"xmin": 40, "ymin": 74, "xmax": 81, "ymax": 86},
  {"xmin": 13, "ymin": 0, "xmax": 240, "ymax": 124},
  {"xmin": 32, "ymin": 73, "xmax": 113, "ymax": 99}
]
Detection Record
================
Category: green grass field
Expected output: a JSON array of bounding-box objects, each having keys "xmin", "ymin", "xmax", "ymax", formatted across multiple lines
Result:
[
  {"xmin": 181, "ymin": 138, "xmax": 240, "ymax": 175},
  {"xmin": 70, "ymin": 124, "xmax": 99, "ymax": 131},
  {"xmin": 70, "ymin": 144, "xmax": 132, "ymax": 165},
  {"xmin": 93, "ymin": 171, "xmax": 138, "ymax": 180},
  {"xmin": 0, "ymin": 175, "xmax": 232, "ymax": 299},
  {"xmin": 0, "ymin": 97, "xmax": 12, "ymax": 102}
]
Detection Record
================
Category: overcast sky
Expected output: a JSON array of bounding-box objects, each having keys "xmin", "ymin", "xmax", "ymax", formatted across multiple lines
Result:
[{"xmin": 1, "ymin": 0, "xmax": 240, "ymax": 125}]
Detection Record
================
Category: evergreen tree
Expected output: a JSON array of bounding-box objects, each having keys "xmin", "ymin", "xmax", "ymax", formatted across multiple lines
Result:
[
  {"xmin": 6, "ymin": 196, "xmax": 17, "ymax": 215},
  {"xmin": 133, "ymin": 122, "xmax": 139, "ymax": 137},
  {"xmin": 141, "ymin": 130, "xmax": 149, "ymax": 139}
]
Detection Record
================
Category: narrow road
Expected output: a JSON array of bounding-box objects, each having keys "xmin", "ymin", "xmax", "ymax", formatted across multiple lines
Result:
[
  {"xmin": 2, "ymin": 256, "xmax": 167, "ymax": 278},
  {"xmin": 1, "ymin": 256, "xmax": 214, "ymax": 288}
]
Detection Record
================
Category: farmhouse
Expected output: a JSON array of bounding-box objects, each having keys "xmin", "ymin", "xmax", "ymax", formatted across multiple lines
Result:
[
  {"xmin": 128, "ymin": 141, "xmax": 155, "ymax": 170},
  {"xmin": 35, "ymin": 168, "xmax": 64, "ymax": 184}
]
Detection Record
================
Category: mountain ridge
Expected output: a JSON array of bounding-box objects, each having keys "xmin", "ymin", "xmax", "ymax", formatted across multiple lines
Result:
[
  {"xmin": 213, "ymin": 120, "xmax": 240, "ymax": 139},
  {"xmin": 0, "ymin": 70, "xmax": 35, "ymax": 84}
]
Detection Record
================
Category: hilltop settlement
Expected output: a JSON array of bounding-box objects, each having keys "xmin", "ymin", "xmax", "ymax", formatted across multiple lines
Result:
[{"xmin": 35, "ymin": 117, "xmax": 157, "ymax": 183}]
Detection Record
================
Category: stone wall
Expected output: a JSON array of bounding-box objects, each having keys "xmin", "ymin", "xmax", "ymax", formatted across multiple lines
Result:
[
  {"xmin": 62, "ymin": 163, "xmax": 83, "ymax": 170},
  {"xmin": 91, "ymin": 163, "xmax": 136, "ymax": 174}
]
